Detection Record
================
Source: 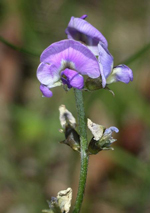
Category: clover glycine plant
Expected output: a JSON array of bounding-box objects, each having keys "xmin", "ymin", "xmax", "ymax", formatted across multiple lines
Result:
[{"xmin": 37, "ymin": 15, "xmax": 133, "ymax": 213}]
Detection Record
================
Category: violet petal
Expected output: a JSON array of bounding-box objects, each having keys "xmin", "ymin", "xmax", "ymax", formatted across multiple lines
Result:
[
  {"xmin": 104, "ymin": 126, "xmax": 119, "ymax": 135},
  {"xmin": 62, "ymin": 68, "xmax": 84, "ymax": 89},
  {"xmin": 37, "ymin": 62, "xmax": 61, "ymax": 88},
  {"xmin": 98, "ymin": 42, "xmax": 114, "ymax": 87},
  {"xmin": 40, "ymin": 39, "xmax": 100, "ymax": 79},
  {"xmin": 40, "ymin": 84, "xmax": 53, "ymax": 98},
  {"xmin": 80, "ymin": 15, "xmax": 88, "ymax": 19},
  {"xmin": 65, "ymin": 16, "xmax": 108, "ymax": 55},
  {"xmin": 106, "ymin": 64, "xmax": 133, "ymax": 84}
]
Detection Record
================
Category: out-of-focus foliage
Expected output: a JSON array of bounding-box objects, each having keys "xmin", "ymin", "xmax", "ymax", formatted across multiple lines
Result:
[{"xmin": 0, "ymin": 0, "xmax": 150, "ymax": 213}]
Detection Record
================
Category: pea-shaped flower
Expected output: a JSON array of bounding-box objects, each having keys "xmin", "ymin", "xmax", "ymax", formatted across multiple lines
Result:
[
  {"xmin": 37, "ymin": 39, "xmax": 100, "ymax": 97},
  {"xmin": 86, "ymin": 42, "xmax": 133, "ymax": 90},
  {"xmin": 98, "ymin": 42, "xmax": 133, "ymax": 87},
  {"xmin": 65, "ymin": 15, "xmax": 108, "ymax": 56},
  {"xmin": 65, "ymin": 15, "xmax": 133, "ymax": 89}
]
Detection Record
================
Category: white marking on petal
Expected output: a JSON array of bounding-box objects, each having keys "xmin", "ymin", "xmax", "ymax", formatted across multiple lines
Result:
[
  {"xmin": 61, "ymin": 59, "xmax": 76, "ymax": 70},
  {"xmin": 48, "ymin": 81, "xmax": 62, "ymax": 88}
]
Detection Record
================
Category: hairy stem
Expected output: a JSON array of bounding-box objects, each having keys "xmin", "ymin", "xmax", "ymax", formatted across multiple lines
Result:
[{"xmin": 73, "ymin": 89, "xmax": 89, "ymax": 213}]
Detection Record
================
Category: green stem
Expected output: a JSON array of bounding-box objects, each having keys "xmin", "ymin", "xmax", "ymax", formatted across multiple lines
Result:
[
  {"xmin": 121, "ymin": 41, "xmax": 150, "ymax": 65},
  {"xmin": 73, "ymin": 89, "xmax": 89, "ymax": 213},
  {"xmin": 0, "ymin": 36, "xmax": 40, "ymax": 57}
]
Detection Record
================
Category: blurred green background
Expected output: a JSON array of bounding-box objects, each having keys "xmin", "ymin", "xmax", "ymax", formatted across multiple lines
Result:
[{"xmin": 0, "ymin": 0, "xmax": 150, "ymax": 212}]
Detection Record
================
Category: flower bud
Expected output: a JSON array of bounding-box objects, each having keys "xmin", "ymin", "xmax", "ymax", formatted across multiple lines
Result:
[
  {"xmin": 85, "ymin": 77, "xmax": 103, "ymax": 91},
  {"xmin": 59, "ymin": 105, "xmax": 76, "ymax": 128},
  {"xmin": 87, "ymin": 119, "xmax": 119, "ymax": 155},
  {"xmin": 60, "ymin": 125, "xmax": 80, "ymax": 152},
  {"xmin": 59, "ymin": 105, "xmax": 80, "ymax": 152}
]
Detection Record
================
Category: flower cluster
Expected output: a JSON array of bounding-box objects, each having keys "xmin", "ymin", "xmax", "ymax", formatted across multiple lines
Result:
[
  {"xmin": 37, "ymin": 15, "xmax": 133, "ymax": 97},
  {"xmin": 59, "ymin": 106, "xmax": 119, "ymax": 154}
]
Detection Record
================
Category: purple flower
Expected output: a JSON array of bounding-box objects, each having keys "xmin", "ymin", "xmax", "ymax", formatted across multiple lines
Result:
[
  {"xmin": 106, "ymin": 65, "xmax": 133, "ymax": 85},
  {"xmin": 65, "ymin": 15, "xmax": 108, "ymax": 56},
  {"xmin": 98, "ymin": 42, "xmax": 133, "ymax": 88},
  {"xmin": 103, "ymin": 126, "xmax": 119, "ymax": 145},
  {"xmin": 87, "ymin": 118, "xmax": 119, "ymax": 142},
  {"xmin": 37, "ymin": 39, "xmax": 100, "ymax": 97}
]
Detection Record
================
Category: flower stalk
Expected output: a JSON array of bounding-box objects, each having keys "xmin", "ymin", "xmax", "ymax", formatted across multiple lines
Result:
[{"xmin": 73, "ymin": 89, "xmax": 89, "ymax": 213}]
